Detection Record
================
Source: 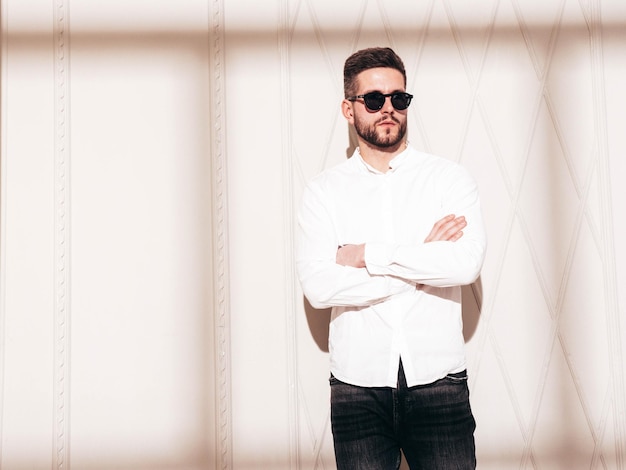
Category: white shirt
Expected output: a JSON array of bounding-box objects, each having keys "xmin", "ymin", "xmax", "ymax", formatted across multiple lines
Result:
[{"xmin": 296, "ymin": 145, "xmax": 487, "ymax": 387}]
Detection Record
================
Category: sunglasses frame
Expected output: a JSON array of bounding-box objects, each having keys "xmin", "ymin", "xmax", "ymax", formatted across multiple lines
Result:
[{"xmin": 347, "ymin": 91, "xmax": 413, "ymax": 111}]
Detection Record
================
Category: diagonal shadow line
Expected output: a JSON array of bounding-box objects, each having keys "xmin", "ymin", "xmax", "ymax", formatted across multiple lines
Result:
[
  {"xmin": 442, "ymin": 0, "xmax": 500, "ymax": 165},
  {"xmin": 554, "ymin": 157, "xmax": 603, "ymax": 418},
  {"xmin": 303, "ymin": 0, "xmax": 368, "ymax": 174},
  {"xmin": 303, "ymin": 0, "xmax": 342, "ymax": 96},
  {"xmin": 313, "ymin": 409, "xmax": 331, "ymax": 470},
  {"xmin": 285, "ymin": 0, "xmax": 349, "ymax": 188},
  {"xmin": 510, "ymin": 0, "xmax": 552, "ymax": 81},
  {"xmin": 531, "ymin": 155, "xmax": 606, "ymax": 464},
  {"xmin": 540, "ymin": 0, "xmax": 604, "ymax": 257},
  {"xmin": 590, "ymin": 386, "xmax": 612, "ymax": 468},
  {"xmin": 342, "ymin": 0, "xmax": 370, "ymax": 159},
  {"xmin": 542, "ymin": 91, "xmax": 604, "ymax": 256},
  {"xmin": 403, "ymin": 0, "xmax": 437, "ymax": 155},
  {"xmin": 375, "ymin": 0, "xmax": 398, "ymax": 52},
  {"xmin": 287, "ymin": 0, "xmax": 304, "ymax": 44},
  {"xmin": 348, "ymin": 0, "xmax": 369, "ymax": 52},
  {"xmin": 577, "ymin": 0, "xmax": 592, "ymax": 28}
]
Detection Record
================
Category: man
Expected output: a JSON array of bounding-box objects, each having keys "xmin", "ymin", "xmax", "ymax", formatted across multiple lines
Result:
[{"xmin": 296, "ymin": 47, "xmax": 486, "ymax": 469}]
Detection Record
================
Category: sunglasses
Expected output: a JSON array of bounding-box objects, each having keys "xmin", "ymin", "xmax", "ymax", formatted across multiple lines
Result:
[{"xmin": 347, "ymin": 91, "xmax": 413, "ymax": 111}]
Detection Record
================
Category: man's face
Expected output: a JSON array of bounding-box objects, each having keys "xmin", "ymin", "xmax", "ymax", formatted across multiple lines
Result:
[{"xmin": 348, "ymin": 67, "xmax": 408, "ymax": 150}]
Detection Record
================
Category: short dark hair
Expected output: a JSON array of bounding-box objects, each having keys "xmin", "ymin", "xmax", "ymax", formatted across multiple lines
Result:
[{"xmin": 343, "ymin": 47, "xmax": 407, "ymax": 98}]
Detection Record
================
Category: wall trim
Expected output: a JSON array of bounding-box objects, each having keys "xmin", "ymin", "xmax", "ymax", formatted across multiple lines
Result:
[
  {"xmin": 591, "ymin": 0, "xmax": 626, "ymax": 466},
  {"xmin": 209, "ymin": 0, "xmax": 232, "ymax": 468},
  {"xmin": 53, "ymin": 0, "xmax": 71, "ymax": 468},
  {"xmin": 278, "ymin": 0, "xmax": 300, "ymax": 467},
  {"xmin": 0, "ymin": 0, "xmax": 8, "ymax": 466}
]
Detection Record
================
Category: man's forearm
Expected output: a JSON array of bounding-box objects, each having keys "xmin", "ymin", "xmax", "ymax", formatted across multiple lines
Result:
[{"xmin": 335, "ymin": 215, "xmax": 466, "ymax": 269}]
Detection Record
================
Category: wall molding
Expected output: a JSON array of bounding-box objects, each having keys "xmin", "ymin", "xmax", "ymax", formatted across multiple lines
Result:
[
  {"xmin": 0, "ymin": 0, "xmax": 8, "ymax": 466},
  {"xmin": 53, "ymin": 0, "xmax": 71, "ymax": 468},
  {"xmin": 209, "ymin": 0, "xmax": 232, "ymax": 468},
  {"xmin": 278, "ymin": 0, "xmax": 300, "ymax": 467},
  {"xmin": 590, "ymin": 0, "xmax": 626, "ymax": 466}
]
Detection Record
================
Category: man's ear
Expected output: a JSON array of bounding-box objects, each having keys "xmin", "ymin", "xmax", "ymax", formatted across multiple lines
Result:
[{"xmin": 341, "ymin": 99, "xmax": 355, "ymax": 124}]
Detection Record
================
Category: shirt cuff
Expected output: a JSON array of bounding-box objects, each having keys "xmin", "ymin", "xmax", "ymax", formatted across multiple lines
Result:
[{"xmin": 364, "ymin": 242, "xmax": 393, "ymax": 275}]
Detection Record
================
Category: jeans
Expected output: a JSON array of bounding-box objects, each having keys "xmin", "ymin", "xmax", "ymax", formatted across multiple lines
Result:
[{"xmin": 330, "ymin": 362, "xmax": 476, "ymax": 470}]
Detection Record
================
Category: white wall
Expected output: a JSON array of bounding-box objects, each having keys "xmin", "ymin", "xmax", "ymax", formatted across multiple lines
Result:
[
  {"xmin": 1, "ymin": 0, "xmax": 626, "ymax": 469},
  {"xmin": 1, "ymin": 0, "xmax": 217, "ymax": 468}
]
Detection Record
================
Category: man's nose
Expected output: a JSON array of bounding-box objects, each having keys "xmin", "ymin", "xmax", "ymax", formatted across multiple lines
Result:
[{"xmin": 380, "ymin": 95, "xmax": 394, "ymax": 112}]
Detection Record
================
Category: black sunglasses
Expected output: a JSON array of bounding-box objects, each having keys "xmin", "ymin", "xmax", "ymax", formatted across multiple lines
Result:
[{"xmin": 347, "ymin": 91, "xmax": 413, "ymax": 111}]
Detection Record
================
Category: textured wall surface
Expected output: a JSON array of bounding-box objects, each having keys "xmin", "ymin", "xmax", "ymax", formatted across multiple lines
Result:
[{"xmin": 1, "ymin": 0, "xmax": 625, "ymax": 469}]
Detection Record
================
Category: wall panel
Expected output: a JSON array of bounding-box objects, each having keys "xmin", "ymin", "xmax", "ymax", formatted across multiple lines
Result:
[
  {"xmin": 1, "ymin": 1, "xmax": 56, "ymax": 468},
  {"xmin": 1, "ymin": 1, "xmax": 219, "ymax": 469}
]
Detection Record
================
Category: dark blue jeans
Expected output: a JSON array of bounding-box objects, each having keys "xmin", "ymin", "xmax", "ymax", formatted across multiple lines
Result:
[{"xmin": 330, "ymin": 362, "xmax": 476, "ymax": 469}]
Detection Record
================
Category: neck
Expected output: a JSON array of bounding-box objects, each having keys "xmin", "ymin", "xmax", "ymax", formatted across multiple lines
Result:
[{"xmin": 358, "ymin": 140, "xmax": 407, "ymax": 173}]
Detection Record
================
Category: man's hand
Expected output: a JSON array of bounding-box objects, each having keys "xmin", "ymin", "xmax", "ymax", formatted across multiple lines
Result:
[
  {"xmin": 336, "ymin": 243, "xmax": 366, "ymax": 268},
  {"xmin": 424, "ymin": 214, "xmax": 466, "ymax": 243}
]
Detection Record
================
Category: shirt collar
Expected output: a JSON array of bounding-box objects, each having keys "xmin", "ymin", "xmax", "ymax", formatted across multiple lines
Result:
[{"xmin": 354, "ymin": 144, "xmax": 412, "ymax": 175}]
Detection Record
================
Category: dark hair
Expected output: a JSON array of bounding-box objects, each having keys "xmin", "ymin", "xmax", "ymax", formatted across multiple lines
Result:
[{"xmin": 343, "ymin": 47, "xmax": 407, "ymax": 98}]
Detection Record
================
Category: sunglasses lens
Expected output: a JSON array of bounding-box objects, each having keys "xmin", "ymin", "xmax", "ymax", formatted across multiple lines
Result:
[
  {"xmin": 363, "ymin": 92, "xmax": 386, "ymax": 111},
  {"xmin": 361, "ymin": 92, "xmax": 412, "ymax": 111},
  {"xmin": 391, "ymin": 93, "xmax": 411, "ymax": 110}
]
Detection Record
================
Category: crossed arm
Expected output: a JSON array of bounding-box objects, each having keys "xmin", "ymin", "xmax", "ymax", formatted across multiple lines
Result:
[
  {"xmin": 336, "ymin": 214, "xmax": 467, "ymax": 268},
  {"xmin": 297, "ymin": 167, "xmax": 486, "ymax": 308}
]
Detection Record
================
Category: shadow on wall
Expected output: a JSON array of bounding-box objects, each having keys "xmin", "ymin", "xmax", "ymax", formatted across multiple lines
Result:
[
  {"xmin": 303, "ymin": 298, "xmax": 332, "ymax": 353},
  {"xmin": 304, "ymin": 276, "xmax": 483, "ymax": 353},
  {"xmin": 462, "ymin": 276, "xmax": 483, "ymax": 342}
]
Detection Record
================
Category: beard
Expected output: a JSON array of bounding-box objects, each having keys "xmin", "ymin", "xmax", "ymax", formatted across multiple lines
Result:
[{"xmin": 354, "ymin": 114, "xmax": 407, "ymax": 149}]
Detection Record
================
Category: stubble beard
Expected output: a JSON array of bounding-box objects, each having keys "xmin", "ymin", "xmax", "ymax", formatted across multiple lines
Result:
[{"xmin": 354, "ymin": 115, "xmax": 407, "ymax": 149}]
